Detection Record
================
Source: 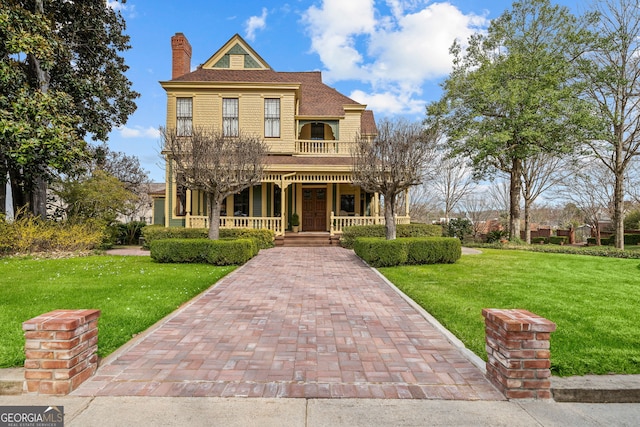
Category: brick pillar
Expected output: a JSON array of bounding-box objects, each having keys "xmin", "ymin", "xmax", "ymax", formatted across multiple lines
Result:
[
  {"xmin": 22, "ymin": 309, "xmax": 100, "ymax": 395},
  {"xmin": 482, "ymin": 309, "xmax": 556, "ymax": 400},
  {"xmin": 171, "ymin": 32, "xmax": 192, "ymax": 79}
]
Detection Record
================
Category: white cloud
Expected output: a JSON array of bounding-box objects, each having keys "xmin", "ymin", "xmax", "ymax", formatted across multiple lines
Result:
[
  {"xmin": 106, "ymin": 1, "xmax": 136, "ymax": 18},
  {"xmin": 350, "ymin": 89, "xmax": 424, "ymax": 116},
  {"xmin": 302, "ymin": 0, "xmax": 488, "ymax": 115},
  {"xmin": 245, "ymin": 8, "xmax": 268, "ymax": 41},
  {"xmin": 117, "ymin": 126, "xmax": 161, "ymax": 139}
]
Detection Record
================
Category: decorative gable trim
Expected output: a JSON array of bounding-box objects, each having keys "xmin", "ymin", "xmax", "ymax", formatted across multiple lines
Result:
[{"xmin": 201, "ymin": 34, "xmax": 271, "ymax": 70}]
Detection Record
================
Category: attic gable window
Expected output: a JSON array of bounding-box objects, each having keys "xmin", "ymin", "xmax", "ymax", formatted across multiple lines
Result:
[
  {"xmin": 223, "ymin": 98, "xmax": 239, "ymax": 137},
  {"xmin": 176, "ymin": 97, "xmax": 192, "ymax": 136},
  {"xmin": 264, "ymin": 98, "xmax": 280, "ymax": 138}
]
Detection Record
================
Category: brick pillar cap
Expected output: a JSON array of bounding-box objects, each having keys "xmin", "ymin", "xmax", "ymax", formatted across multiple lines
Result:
[
  {"xmin": 23, "ymin": 309, "xmax": 101, "ymax": 331},
  {"xmin": 482, "ymin": 308, "xmax": 556, "ymax": 332}
]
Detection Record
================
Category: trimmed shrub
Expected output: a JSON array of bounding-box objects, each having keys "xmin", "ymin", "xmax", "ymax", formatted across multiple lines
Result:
[
  {"xmin": 353, "ymin": 236, "xmax": 461, "ymax": 267},
  {"xmin": 625, "ymin": 234, "xmax": 640, "ymax": 245},
  {"xmin": 405, "ymin": 237, "xmax": 461, "ymax": 265},
  {"xmin": 142, "ymin": 226, "xmax": 207, "ymax": 248},
  {"xmin": 549, "ymin": 236, "xmax": 568, "ymax": 245},
  {"xmin": 218, "ymin": 228, "xmax": 275, "ymax": 250},
  {"xmin": 531, "ymin": 237, "xmax": 548, "ymax": 244},
  {"xmin": 353, "ymin": 238, "xmax": 408, "ymax": 267},
  {"xmin": 142, "ymin": 226, "xmax": 274, "ymax": 250},
  {"xmin": 150, "ymin": 238, "xmax": 256, "ymax": 265},
  {"xmin": 341, "ymin": 223, "xmax": 442, "ymax": 249}
]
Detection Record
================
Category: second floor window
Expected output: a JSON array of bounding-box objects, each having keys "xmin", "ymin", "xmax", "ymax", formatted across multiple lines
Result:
[
  {"xmin": 264, "ymin": 98, "xmax": 280, "ymax": 138},
  {"xmin": 311, "ymin": 122, "xmax": 325, "ymax": 140},
  {"xmin": 223, "ymin": 98, "xmax": 239, "ymax": 137},
  {"xmin": 176, "ymin": 98, "xmax": 192, "ymax": 136}
]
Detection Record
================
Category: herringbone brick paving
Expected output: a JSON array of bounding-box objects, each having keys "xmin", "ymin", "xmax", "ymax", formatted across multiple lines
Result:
[{"xmin": 72, "ymin": 247, "xmax": 503, "ymax": 399}]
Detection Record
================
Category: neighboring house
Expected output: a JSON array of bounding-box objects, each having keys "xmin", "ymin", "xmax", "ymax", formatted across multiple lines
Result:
[{"xmin": 156, "ymin": 33, "xmax": 410, "ymax": 236}]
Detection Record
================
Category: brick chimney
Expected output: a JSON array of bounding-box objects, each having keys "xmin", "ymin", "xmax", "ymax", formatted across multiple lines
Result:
[{"xmin": 171, "ymin": 33, "xmax": 192, "ymax": 79}]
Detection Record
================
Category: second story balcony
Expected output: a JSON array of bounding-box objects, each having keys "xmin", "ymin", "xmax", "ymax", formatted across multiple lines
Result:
[{"xmin": 296, "ymin": 139, "xmax": 353, "ymax": 155}]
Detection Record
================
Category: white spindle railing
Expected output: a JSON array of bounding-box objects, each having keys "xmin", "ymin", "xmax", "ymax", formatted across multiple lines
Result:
[
  {"xmin": 296, "ymin": 140, "xmax": 354, "ymax": 155},
  {"xmin": 186, "ymin": 215, "xmax": 283, "ymax": 235},
  {"xmin": 329, "ymin": 212, "xmax": 410, "ymax": 235}
]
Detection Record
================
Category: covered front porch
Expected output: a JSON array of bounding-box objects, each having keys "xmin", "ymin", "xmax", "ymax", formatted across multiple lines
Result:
[{"xmin": 180, "ymin": 171, "xmax": 410, "ymax": 237}]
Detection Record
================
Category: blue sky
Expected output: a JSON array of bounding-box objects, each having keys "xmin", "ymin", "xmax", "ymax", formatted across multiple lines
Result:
[{"xmin": 107, "ymin": 0, "xmax": 584, "ymax": 182}]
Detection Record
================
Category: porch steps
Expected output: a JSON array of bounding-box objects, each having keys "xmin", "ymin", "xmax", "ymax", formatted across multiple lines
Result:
[{"xmin": 275, "ymin": 232, "xmax": 339, "ymax": 247}]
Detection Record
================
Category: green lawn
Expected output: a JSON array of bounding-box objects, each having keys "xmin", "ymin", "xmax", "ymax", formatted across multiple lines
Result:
[
  {"xmin": 380, "ymin": 249, "xmax": 640, "ymax": 377},
  {"xmin": 0, "ymin": 255, "xmax": 233, "ymax": 368}
]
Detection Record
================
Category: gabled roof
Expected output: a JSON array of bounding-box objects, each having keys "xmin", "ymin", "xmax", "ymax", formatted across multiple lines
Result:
[{"xmin": 201, "ymin": 34, "xmax": 271, "ymax": 70}]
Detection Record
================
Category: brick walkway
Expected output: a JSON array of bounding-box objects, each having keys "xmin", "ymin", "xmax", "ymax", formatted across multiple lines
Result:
[{"xmin": 72, "ymin": 247, "xmax": 503, "ymax": 400}]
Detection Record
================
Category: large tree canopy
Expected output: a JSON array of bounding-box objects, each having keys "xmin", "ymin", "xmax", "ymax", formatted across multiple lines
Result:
[
  {"xmin": 0, "ymin": 0, "xmax": 139, "ymax": 216},
  {"xmin": 426, "ymin": 0, "xmax": 599, "ymax": 240}
]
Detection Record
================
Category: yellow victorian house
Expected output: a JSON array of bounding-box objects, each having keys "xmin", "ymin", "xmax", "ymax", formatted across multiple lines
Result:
[{"xmin": 156, "ymin": 33, "xmax": 410, "ymax": 241}]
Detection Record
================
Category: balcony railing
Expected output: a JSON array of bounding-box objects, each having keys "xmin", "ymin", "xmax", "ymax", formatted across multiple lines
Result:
[{"xmin": 296, "ymin": 140, "xmax": 353, "ymax": 155}]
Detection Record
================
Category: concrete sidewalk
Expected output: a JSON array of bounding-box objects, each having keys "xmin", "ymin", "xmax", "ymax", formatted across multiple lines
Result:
[{"xmin": 2, "ymin": 394, "xmax": 639, "ymax": 426}]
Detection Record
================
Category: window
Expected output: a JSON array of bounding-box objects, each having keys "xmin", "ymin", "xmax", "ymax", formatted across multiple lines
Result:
[
  {"xmin": 311, "ymin": 123, "xmax": 324, "ymax": 140},
  {"xmin": 340, "ymin": 194, "xmax": 355, "ymax": 213},
  {"xmin": 233, "ymin": 187, "xmax": 249, "ymax": 216},
  {"xmin": 223, "ymin": 98, "xmax": 239, "ymax": 137},
  {"xmin": 176, "ymin": 98, "xmax": 192, "ymax": 136},
  {"xmin": 264, "ymin": 98, "xmax": 280, "ymax": 138}
]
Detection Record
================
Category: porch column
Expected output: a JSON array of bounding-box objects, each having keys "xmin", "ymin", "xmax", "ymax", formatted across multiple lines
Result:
[
  {"xmin": 374, "ymin": 192, "xmax": 380, "ymax": 223},
  {"xmin": 185, "ymin": 189, "xmax": 192, "ymax": 228},
  {"xmin": 405, "ymin": 188, "xmax": 410, "ymax": 217},
  {"xmin": 280, "ymin": 183, "xmax": 286, "ymax": 234}
]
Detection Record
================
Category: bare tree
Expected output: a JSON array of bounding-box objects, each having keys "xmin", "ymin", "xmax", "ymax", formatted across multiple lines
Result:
[
  {"xmin": 459, "ymin": 193, "xmax": 494, "ymax": 240},
  {"xmin": 562, "ymin": 158, "xmax": 615, "ymax": 245},
  {"xmin": 488, "ymin": 179, "xmax": 511, "ymax": 216},
  {"xmin": 432, "ymin": 154, "xmax": 476, "ymax": 221},
  {"xmin": 579, "ymin": 0, "xmax": 640, "ymax": 249},
  {"xmin": 352, "ymin": 118, "xmax": 437, "ymax": 240},
  {"xmin": 521, "ymin": 153, "xmax": 568, "ymax": 243},
  {"xmin": 410, "ymin": 184, "xmax": 440, "ymax": 223},
  {"xmin": 162, "ymin": 127, "xmax": 268, "ymax": 240}
]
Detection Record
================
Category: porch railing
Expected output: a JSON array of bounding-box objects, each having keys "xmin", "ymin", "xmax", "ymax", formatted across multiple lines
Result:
[
  {"xmin": 296, "ymin": 140, "xmax": 353, "ymax": 155},
  {"xmin": 186, "ymin": 215, "xmax": 283, "ymax": 235},
  {"xmin": 185, "ymin": 213, "xmax": 410, "ymax": 237},
  {"xmin": 330, "ymin": 212, "xmax": 410, "ymax": 235}
]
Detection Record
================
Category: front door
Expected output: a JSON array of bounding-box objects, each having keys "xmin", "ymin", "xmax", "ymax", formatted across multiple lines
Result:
[{"xmin": 302, "ymin": 188, "xmax": 327, "ymax": 231}]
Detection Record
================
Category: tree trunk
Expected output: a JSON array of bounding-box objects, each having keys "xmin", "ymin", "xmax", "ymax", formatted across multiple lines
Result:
[
  {"xmin": 0, "ymin": 177, "xmax": 6, "ymax": 217},
  {"xmin": 25, "ymin": 0, "xmax": 49, "ymax": 219},
  {"xmin": 207, "ymin": 196, "xmax": 222, "ymax": 240},
  {"xmin": 613, "ymin": 172, "xmax": 625, "ymax": 249},
  {"xmin": 384, "ymin": 192, "xmax": 396, "ymax": 240},
  {"xmin": 30, "ymin": 176, "xmax": 47, "ymax": 218},
  {"xmin": 524, "ymin": 198, "xmax": 531, "ymax": 244},
  {"xmin": 509, "ymin": 158, "xmax": 522, "ymax": 241}
]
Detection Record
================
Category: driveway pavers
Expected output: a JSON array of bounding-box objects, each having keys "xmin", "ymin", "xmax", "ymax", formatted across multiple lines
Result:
[{"xmin": 72, "ymin": 247, "xmax": 502, "ymax": 400}]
